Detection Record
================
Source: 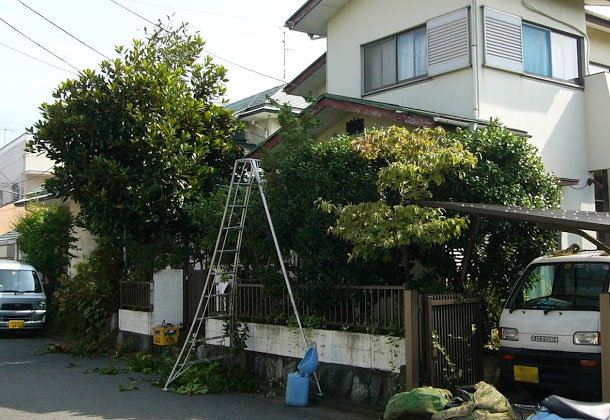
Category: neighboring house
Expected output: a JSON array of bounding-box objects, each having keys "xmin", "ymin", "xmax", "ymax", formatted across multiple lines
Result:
[
  {"xmin": 225, "ymin": 84, "xmax": 308, "ymax": 154},
  {"xmin": 0, "ymin": 133, "xmax": 95, "ymax": 271},
  {"xmin": 253, "ymin": 0, "xmax": 610, "ymax": 248}
]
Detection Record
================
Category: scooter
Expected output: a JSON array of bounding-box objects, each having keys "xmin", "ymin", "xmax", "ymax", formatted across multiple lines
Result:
[{"xmin": 515, "ymin": 395, "xmax": 610, "ymax": 420}]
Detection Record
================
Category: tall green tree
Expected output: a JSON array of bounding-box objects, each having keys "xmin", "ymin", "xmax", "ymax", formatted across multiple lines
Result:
[
  {"xmin": 424, "ymin": 121, "xmax": 561, "ymax": 327},
  {"xmin": 14, "ymin": 204, "xmax": 75, "ymax": 285},
  {"xmin": 322, "ymin": 126, "xmax": 477, "ymax": 284},
  {"xmin": 28, "ymin": 23, "xmax": 242, "ymax": 276}
]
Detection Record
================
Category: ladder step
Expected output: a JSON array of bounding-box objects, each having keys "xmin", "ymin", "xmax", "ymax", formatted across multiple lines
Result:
[
  {"xmin": 203, "ymin": 293, "xmax": 232, "ymax": 298},
  {"xmin": 188, "ymin": 355, "xmax": 231, "ymax": 366},
  {"xmin": 196, "ymin": 314, "xmax": 232, "ymax": 321},
  {"xmin": 190, "ymin": 335, "xmax": 229, "ymax": 344},
  {"xmin": 233, "ymin": 182, "xmax": 251, "ymax": 187},
  {"xmin": 220, "ymin": 249, "xmax": 239, "ymax": 253},
  {"xmin": 222, "ymin": 226, "xmax": 242, "ymax": 231},
  {"xmin": 213, "ymin": 271, "xmax": 236, "ymax": 276},
  {"xmin": 228, "ymin": 204, "xmax": 247, "ymax": 209}
]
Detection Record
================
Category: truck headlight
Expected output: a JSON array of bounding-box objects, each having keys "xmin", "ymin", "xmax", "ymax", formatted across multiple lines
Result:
[
  {"xmin": 37, "ymin": 301, "xmax": 46, "ymax": 310},
  {"xmin": 573, "ymin": 332, "xmax": 600, "ymax": 345},
  {"xmin": 499, "ymin": 327, "xmax": 519, "ymax": 341}
]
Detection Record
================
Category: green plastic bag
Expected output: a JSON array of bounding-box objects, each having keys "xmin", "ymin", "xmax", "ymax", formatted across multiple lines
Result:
[
  {"xmin": 383, "ymin": 387, "xmax": 453, "ymax": 420},
  {"xmin": 431, "ymin": 382, "xmax": 517, "ymax": 420}
]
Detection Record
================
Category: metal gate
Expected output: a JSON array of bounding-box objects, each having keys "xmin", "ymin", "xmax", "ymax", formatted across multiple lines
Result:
[
  {"xmin": 421, "ymin": 293, "xmax": 484, "ymax": 390},
  {"xmin": 183, "ymin": 268, "xmax": 206, "ymax": 325}
]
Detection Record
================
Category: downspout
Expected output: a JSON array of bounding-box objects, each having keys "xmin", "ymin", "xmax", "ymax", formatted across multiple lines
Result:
[{"xmin": 471, "ymin": 0, "xmax": 480, "ymax": 123}]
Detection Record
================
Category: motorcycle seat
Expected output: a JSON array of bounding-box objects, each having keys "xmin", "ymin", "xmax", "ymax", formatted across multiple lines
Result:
[{"xmin": 541, "ymin": 395, "xmax": 610, "ymax": 420}]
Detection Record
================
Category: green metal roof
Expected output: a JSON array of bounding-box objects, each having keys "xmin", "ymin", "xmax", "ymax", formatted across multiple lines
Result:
[
  {"xmin": 0, "ymin": 230, "xmax": 19, "ymax": 243},
  {"xmin": 225, "ymin": 85, "xmax": 284, "ymax": 113}
]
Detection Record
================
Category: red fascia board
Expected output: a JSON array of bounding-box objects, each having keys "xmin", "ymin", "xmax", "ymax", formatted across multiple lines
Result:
[
  {"xmin": 284, "ymin": 54, "xmax": 327, "ymax": 94},
  {"xmin": 286, "ymin": 0, "xmax": 323, "ymax": 29},
  {"xmin": 312, "ymin": 97, "xmax": 436, "ymax": 128},
  {"xmin": 249, "ymin": 97, "xmax": 437, "ymax": 158}
]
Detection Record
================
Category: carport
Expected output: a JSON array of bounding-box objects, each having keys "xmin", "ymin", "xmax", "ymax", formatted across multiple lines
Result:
[{"xmin": 421, "ymin": 201, "xmax": 610, "ymax": 402}]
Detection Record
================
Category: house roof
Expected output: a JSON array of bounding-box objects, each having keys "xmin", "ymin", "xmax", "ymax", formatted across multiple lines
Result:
[
  {"xmin": 225, "ymin": 85, "xmax": 285, "ymax": 114},
  {"xmin": 287, "ymin": 1, "xmax": 610, "ymax": 36},
  {"xmin": 248, "ymin": 93, "xmax": 527, "ymax": 158},
  {"xmin": 284, "ymin": 53, "xmax": 326, "ymax": 97},
  {"xmin": 0, "ymin": 229, "xmax": 19, "ymax": 245},
  {"xmin": 285, "ymin": 0, "xmax": 350, "ymax": 36}
]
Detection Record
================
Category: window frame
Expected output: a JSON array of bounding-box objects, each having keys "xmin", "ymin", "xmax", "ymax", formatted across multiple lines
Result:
[
  {"xmin": 361, "ymin": 24, "xmax": 429, "ymax": 95},
  {"xmin": 521, "ymin": 21, "xmax": 584, "ymax": 86}
]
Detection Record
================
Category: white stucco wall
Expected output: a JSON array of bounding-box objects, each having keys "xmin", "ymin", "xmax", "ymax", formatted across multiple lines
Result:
[
  {"xmin": 206, "ymin": 319, "xmax": 405, "ymax": 373},
  {"xmin": 326, "ymin": 0, "xmax": 474, "ymax": 118},
  {"xmin": 119, "ymin": 269, "xmax": 183, "ymax": 336},
  {"xmin": 588, "ymin": 27, "xmax": 610, "ymax": 68},
  {"xmin": 324, "ymin": 0, "xmax": 596, "ymax": 236}
]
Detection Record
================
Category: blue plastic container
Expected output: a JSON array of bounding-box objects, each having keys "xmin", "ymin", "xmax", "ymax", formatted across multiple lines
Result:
[
  {"xmin": 297, "ymin": 346, "xmax": 318, "ymax": 376},
  {"xmin": 285, "ymin": 372, "xmax": 310, "ymax": 407}
]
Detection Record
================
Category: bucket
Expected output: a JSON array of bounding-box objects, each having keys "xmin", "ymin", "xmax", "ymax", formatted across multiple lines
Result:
[
  {"xmin": 285, "ymin": 372, "xmax": 310, "ymax": 407},
  {"xmin": 297, "ymin": 346, "xmax": 318, "ymax": 376}
]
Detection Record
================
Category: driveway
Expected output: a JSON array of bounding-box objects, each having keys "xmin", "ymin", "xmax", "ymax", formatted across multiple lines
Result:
[{"xmin": 0, "ymin": 333, "xmax": 375, "ymax": 420}]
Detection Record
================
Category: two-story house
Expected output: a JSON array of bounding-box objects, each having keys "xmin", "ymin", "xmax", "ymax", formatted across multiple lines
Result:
[{"xmin": 256, "ymin": 0, "xmax": 610, "ymax": 248}]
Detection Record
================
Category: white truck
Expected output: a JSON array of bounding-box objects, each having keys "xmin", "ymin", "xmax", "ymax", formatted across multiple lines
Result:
[{"xmin": 498, "ymin": 250, "xmax": 608, "ymax": 395}]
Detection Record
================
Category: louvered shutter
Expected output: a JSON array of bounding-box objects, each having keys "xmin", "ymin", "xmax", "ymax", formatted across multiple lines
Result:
[
  {"xmin": 427, "ymin": 7, "xmax": 470, "ymax": 76},
  {"xmin": 484, "ymin": 8, "xmax": 523, "ymax": 73}
]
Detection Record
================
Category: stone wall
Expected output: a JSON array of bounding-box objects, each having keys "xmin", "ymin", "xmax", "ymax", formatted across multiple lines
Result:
[{"xmin": 245, "ymin": 351, "xmax": 400, "ymax": 405}]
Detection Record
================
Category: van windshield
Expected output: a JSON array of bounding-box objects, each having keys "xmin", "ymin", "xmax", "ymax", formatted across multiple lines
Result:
[
  {"xmin": 507, "ymin": 262, "xmax": 610, "ymax": 311},
  {"xmin": 0, "ymin": 270, "xmax": 42, "ymax": 293}
]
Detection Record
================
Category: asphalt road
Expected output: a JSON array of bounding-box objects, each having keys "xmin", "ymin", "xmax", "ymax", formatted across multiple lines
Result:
[{"xmin": 0, "ymin": 333, "xmax": 374, "ymax": 420}]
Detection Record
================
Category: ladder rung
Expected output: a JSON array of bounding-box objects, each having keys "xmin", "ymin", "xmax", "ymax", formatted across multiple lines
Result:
[
  {"xmin": 220, "ymin": 249, "xmax": 238, "ymax": 253},
  {"xmin": 213, "ymin": 271, "xmax": 236, "ymax": 276},
  {"xmin": 222, "ymin": 226, "xmax": 242, "ymax": 231},
  {"xmin": 189, "ymin": 355, "xmax": 231, "ymax": 366},
  {"xmin": 196, "ymin": 314, "xmax": 232, "ymax": 321},
  {"xmin": 233, "ymin": 182, "xmax": 251, "ymax": 187},
  {"xmin": 189, "ymin": 335, "xmax": 229, "ymax": 344},
  {"xmin": 204, "ymin": 293, "xmax": 232, "ymax": 298},
  {"xmin": 228, "ymin": 204, "xmax": 247, "ymax": 209}
]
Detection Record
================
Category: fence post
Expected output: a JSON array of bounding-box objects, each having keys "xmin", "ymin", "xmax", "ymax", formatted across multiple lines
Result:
[
  {"xmin": 601, "ymin": 292, "xmax": 610, "ymax": 402},
  {"xmin": 404, "ymin": 288, "xmax": 419, "ymax": 390}
]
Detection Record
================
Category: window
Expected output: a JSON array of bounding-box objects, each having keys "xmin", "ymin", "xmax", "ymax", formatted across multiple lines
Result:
[
  {"xmin": 522, "ymin": 23, "xmax": 580, "ymax": 82},
  {"xmin": 11, "ymin": 183, "xmax": 20, "ymax": 202},
  {"xmin": 484, "ymin": 8, "xmax": 582, "ymax": 85},
  {"xmin": 362, "ymin": 8, "xmax": 470, "ymax": 94},
  {"xmin": 346, "ymin": 118, "xmax": 364, "ymax": 136},
  {"xmin": 363, "ymin": 27, "xmax": 427, "ymax": 93}
]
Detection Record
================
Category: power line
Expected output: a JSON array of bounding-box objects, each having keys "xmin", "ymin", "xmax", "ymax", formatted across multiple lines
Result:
[
  {"xmin": 0, "ymin": 16, "xmax": 79, "ymax": 71},
  {"xmin": 17, "ymin": 0, "xmax": 110, "ymax": 60},
  {"xmin": 108, "ymin": 0, "xmax": 288, "ymax": 85},
  {"xmin": 0, "ymin": 41, "xmax": 79, "ymax": 76},
  {"xmin": 120, "ymin": 0, "xmax": 276, "ymax": 23}
]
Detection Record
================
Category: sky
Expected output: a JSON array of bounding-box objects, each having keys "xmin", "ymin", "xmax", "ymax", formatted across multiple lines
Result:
[{"xmin": 0, "ymin": 0, "xmax": 326, "ymax": 145}]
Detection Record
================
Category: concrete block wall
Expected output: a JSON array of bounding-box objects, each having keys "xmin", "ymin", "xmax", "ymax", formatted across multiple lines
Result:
[
  {"xmin": 206, "ymin": 319, "xmax": 405, "ymax": 373},
  {"xmin": 118, "ymin": 269, "xmax": 183, "ymax": 350}
]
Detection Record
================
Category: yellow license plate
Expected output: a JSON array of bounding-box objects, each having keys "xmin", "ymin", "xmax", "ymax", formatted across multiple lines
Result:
[
  {"xmin": 514, "ymin": 365, "xmax": 539, "ymax": 383},
  {"xmin": 8, "ymin": 320, "xmax": 24, "ymax": 329}
]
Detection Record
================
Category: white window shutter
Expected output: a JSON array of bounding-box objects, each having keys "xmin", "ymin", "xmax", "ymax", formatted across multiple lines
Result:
[
  {"xmin": 427, "ymin": 7, "xmax": 470, "ymax": 77},
  {"xmin": 484, "ymin": 8, "xmax": 523, "ymax": 73}
]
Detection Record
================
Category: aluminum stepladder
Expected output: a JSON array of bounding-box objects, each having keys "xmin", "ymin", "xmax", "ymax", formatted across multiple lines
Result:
[{"xmin": 164, "ymin": 158, "xmax": 323, "ymax": 395}]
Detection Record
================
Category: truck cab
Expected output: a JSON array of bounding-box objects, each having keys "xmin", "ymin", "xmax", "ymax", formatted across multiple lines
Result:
[{"xmin": 498, "ymin": 250, "xmax": 608, "ymax": 394}]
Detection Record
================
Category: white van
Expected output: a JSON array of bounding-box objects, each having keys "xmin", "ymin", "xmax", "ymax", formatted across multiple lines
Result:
[
  {"xmin": 0, "ymin": 261, "xmax": 46, "ymax": 331},
  {"xmin": 498, "ymin": 250, "xmax": 608, "ymax": 394}
]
